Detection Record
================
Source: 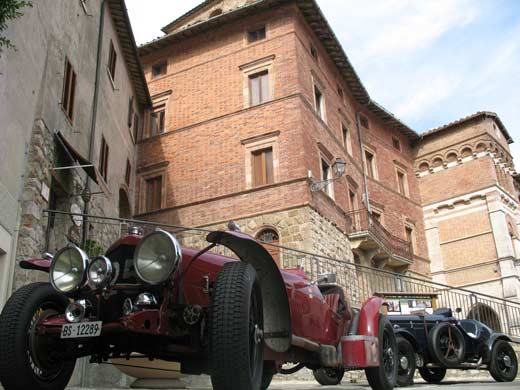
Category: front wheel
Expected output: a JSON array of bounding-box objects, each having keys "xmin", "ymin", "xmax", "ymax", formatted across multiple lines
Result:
[
  {"xmin": 209, "ymin": 262, "xmax": 264, "ymax": 390},
  {"xmin": 365, "ymin": 316, "xmax": 398, "ymax": 390},
  {"xmin": 313, "ymin": 367, "xmax": 344, "ymax": 385},
  {"xmin": 489, "ymin": 340, "xmax": 518, "ymax": 382},
  {"xmin": 418, "ymin": 367, "xmax": 446, "ymax": 383},
  {"xmin": 396, "ymin": 337, "xmax": 416, "ymax": 387},
  {"xmin": 0, "ymin": 283, "xmax": 76, "ymax": 390}
]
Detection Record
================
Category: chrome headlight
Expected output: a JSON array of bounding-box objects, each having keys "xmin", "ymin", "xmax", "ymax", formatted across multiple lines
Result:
[
  {"xmin": 87, "ymin": 256, "xmax": 114, "ymax": 289},
  {"xmin": 133, "ymin": 229, "xmax": 182, "ymax": 285},
  {"xmin": 50, "ymin": 245, "xmax": 88, "ymax": 293}
]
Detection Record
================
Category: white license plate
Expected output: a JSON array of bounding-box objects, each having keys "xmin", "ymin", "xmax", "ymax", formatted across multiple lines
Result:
[{"xmin": 61, "ymin": 321, "xmax": 102, "ymax": 339}]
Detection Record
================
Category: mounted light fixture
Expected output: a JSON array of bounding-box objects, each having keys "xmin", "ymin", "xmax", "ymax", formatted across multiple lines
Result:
[{"xmin": 310, "ymin": 157, "xmax": 347, "ymax": 192}]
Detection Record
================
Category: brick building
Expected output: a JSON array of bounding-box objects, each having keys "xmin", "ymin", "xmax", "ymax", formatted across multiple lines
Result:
[
  {"xmin": 136, "ymin": 0, "xmax": 430, "ymax": 277},
  {"xmin": 416, "ymin": 112, "xmax": 520, "ymax": 301}
]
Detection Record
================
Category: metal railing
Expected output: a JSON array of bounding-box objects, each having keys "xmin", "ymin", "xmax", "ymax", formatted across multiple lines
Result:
[
  {"xmin": 40, "ymin": 210, "xmax": 520, "ymax": 338},
  {"xmin": 345, "ymin": 208, "xmax": 413, "ymax": 261}
]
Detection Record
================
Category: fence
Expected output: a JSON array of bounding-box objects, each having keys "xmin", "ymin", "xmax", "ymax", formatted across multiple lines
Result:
[{"xmin": 41, "ymin": 210, "xmax": 520, "ymax": 338}]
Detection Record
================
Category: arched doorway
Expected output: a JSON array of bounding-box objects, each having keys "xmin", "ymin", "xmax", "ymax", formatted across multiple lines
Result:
[
  {"xmin": 467, "ymin": 303, "xmax": 502, "ymax": 332},
  {"xmin": 119, "ymin": 188, "xmax": 131, "ymax": 220},
  {"xmin": 256, "ymin": 228, "xmax": 280, "ymax": 267}
]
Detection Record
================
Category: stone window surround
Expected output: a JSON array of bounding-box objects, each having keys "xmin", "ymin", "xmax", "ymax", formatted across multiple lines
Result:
[
  {"xmin": 341, "ymin": 120, "xmax": 352, "ymax": 156},
  {"xmin": 317, "ymin": 143, "xmax": 334, "ymax": 199},
  {"xmin": 363, "ymin": 144, "xmax": 378, "ymax": 181},
  {"xmin": 144, "ymin": 90, "xmax": 172, "ymax": 139},
  {"xmin": 404, "ymin": 221, "xmax": 416, "ymax": 252},
  {"xmin": 138, "ymin": 162, "xmax": 169, "ymax": 214},
  {"xmin": 244, "ymin": 22, "xmax": 269, "ymax": 46},
  {"xmin": 242, "ymin": 131, "xmax": 280, "ymax": 190},
  {"xmin": 394, "ymin": 163, "xmax": 409, "ymax": 197},
  {"xmin": 311, "ymin": 71, "xmax": 327, "ymax": 124},
  {"xmin": 239, "ymin": 55, "xmax": 275, "ymax": 109}
]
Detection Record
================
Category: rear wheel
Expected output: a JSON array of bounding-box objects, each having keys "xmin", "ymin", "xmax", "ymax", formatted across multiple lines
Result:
[
  {"xmin": 396, "ymin": 337, "xmax": 416, "ymax": 387},
  {"xmin": 0, "ymin": 283, "xmax": 76, "ymax": 390},
  {"xmin": 365, "ymin": 316, "xmax": 398, "ymax": 390},
  {"xmin": 312, "ymin": 367, "xmax": 344, "ymax": 385},
  {"xmin": 489, "ymin": 340, "xmax": 518, "ymax": 382},
  {"xmin": 209, "ymin": 262, "xmax": 264, "ymax": 390},
  {"xmin": 418, "ymin": 367, "xmax": 446, "ymax": 383}
]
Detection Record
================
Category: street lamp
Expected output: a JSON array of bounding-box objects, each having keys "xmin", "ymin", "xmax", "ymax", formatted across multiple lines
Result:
[{"xmin": 310, "ymin": 157, "xmax": 347, "ymax": 192}]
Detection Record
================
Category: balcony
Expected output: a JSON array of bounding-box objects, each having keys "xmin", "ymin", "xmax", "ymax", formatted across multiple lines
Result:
[{"xmin": 346, "ymin": 208, "xmax": 413, "ymax": 269}]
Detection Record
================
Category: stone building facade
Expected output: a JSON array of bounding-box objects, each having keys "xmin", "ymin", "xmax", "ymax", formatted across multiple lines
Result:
[
  {"xmin": 136, "ymin": 0, "xmax": 430, "ymax": 277},
  {"xmin": 415, "ymin": 112, "xmax": 520, "ymax": 301}
]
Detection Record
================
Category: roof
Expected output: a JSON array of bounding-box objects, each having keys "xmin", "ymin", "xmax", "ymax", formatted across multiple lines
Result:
[
  {"xmin": 107, "ymin": 0, "xmax": 152, "ymax": 107},
  {"xmin": 161, "ymin": 0, "xmax": 216, "ymax": 33},
  {"xmin": 421, "ymin": 111, "xmax": 513, "ymax": 144},
  {"xmin": 139, "ymin": 0, "xmax": 419, "ymax": 140}
]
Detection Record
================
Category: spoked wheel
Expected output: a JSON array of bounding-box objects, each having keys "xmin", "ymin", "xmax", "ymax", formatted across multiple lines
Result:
[
  {"xmin": 489, "ymin": 340, "xmax": 518, "ymax": 382},
  {"xmin": 396, "ymin": 337, "xmax": 416, "ymax": 387},
  {"xmin": 0, "ymin": 283, "xmax": 76, "ymax": 390},
  {"xmin": 313, "ymin": 367, "xmax": 344, "ymax": 386},
  {"xmin": 365, "ymin": 316, "xmax": 398, "ymax": 390},
  {"xmin": 418, "ymin": 367, "xmax": 446, "ymax": 383},
  {"xmin": 210, "ymin": 262, "xmax": 264, "ymax": 390},
  {"xmin": 428, "ymin": 322, "xmax": 465, "ymax": 367}
]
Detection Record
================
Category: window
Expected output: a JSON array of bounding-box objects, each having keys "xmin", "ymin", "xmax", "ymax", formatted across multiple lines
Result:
[
  {"xmin": 145, "ymin": 176, "xmax": 162, "ymax": 212},
  {"xmin": 310, "ymin": 45, "xmax": 318, "ymax": 60},
  {"xmin": 364, "ymin": 149, "xmax": 376, "ymax": 179},
  {"xmin": 99, "ymin": 136, "xmax": 109, "ymax": 182},
  {"xmin": 152, "ymin": 61, "xmax": 167, "ymax": 78},
  {"xmin": 125, "ymin": 159, "xmax": 131, "ymax": 186},
  {"xmin": 392, "ymin": 137, "xmax": 401, "ymax": 151},
  {"xmin": 337, "ymin": 85, "xmax": 344, "ymax": 100},
  {"xmin": 127, "ymin": 97, "xmax": 134, "ymax": 128},
  {"xmin": 349, "ymin": 190, "xmax": 357, "ymax": 211},
  {"xmin": 405, "ymin": 226, "xmax": 414, "ymax": 253},
  {"xmin": 359, "ymin": 114, "xmax": 369, "ymax": 129},
  {"xmin": 108, "ymin": 41, "xmax": 117, "ymax": 81},
  {"xmin": 132, "ymin": 113, "xmax": 140, "ymax": 142},
  {"xmin": 150, "ymin": 104, "xmax": 166, "ymax": 136},
  {"xmin": 252, "ymin": 148, "xmax": 273, "ymax": 187},
  {"xmin": 342, "ymin": 124, "xmax": 352, "ymax": 155},
  {"xmin": 396, "ymin": 170, "xmax": 407, "ymax": 196},
  {"xmin": 62, "ymin": 59, "xmax": 76, "ymax": 121},
  {"xmin": 248, "ymin": 26, "xmax": 266, "ymax": 43},
  {"xmin": 372, "ymin": 211, "xmax": 382, "ymax": 222},
  {"xmin": 249, "ymin": 71, "xmax": 269, "ymax": 106},
  {"xmin": 314, "ymin": 85, "xmax": 325, "ymax": 120},
  {"xmin": 257, "ymin": 228, "xmax": 280, "ymax": 266},
  {"xmin": 321, "ymin": 158, "xmax": 333, "ymax": 197}
]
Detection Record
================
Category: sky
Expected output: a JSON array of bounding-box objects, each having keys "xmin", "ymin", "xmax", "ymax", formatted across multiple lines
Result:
[{"xmin": 126, "ymin": 0, "xmax": 520, "ymax": 163}]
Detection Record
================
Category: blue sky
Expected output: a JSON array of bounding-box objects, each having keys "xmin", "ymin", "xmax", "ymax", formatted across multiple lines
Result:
[{"xmin": 127, "ymin": 0, "xmax": 519, "ymax": 162}]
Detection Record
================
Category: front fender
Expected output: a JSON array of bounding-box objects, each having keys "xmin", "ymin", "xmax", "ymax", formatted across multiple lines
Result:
[
  {"xmin": 482, "ymin": 333, "xmax": 513, "ymax": 363},
  {"xmin": 357, "ymin": 296, "xmax": 385, "ymax": 337},
  {"xmin": 206, "ymin": 230, "xmax": 291, "ymax": 353}
]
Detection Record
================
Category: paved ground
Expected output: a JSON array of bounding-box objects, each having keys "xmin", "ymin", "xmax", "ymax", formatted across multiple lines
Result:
[{"xmin": 68, "ymin": 379, "xmax": 520, "ymax": 389}]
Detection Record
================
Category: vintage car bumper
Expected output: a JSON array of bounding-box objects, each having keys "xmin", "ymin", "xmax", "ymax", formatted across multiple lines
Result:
[{"xmin": 341, "ymin": 335, "xmax": 379, "ymax": 368}]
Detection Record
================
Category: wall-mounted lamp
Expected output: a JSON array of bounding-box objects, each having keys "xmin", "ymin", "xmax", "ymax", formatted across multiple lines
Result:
[{"xmin": 310, "ymin": 157, "xmax": 347, "ymax": 192}]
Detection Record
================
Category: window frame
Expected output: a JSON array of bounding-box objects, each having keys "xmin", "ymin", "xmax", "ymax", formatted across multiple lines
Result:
[
  {"xmin": 99, "ymin": 135, "xmax": 109, "ymax": 182},
  {"xmin": 61, "ymin": 58, "xmax": 77, "ymax": 123},
  {"xmin": 151, "ymin": 61, "xmax": 167, "ymax": 79},
  {"xmin": 139, "ymin": 168, "xmax": 167, "ymax": 214},
  {"xmin": 251, "ymin": 147, "xmax": 274, "ymax": 187},
  {"xmin": 320, "ymin": 155, "xmax": 334, "ymax": 199},
  {"xmin": 247, "ymin": 25, "xmax": 266, "ymax": 44},
  {"xmin": 342, "ymin": 123, "xmax": 352, "ymax": 155},
  {"xmin": 242, "ymin": 131, "xmax": 279, "ymax": 189},
  {"xmin": 248, "ymin": 70, "xmax": 270, "ymax": 106},
  {"xmin": 107, "ymin": 40, "xmax": 117, "ymax": 83},
  {"xmin": 359, "ymin": 114, "xmax": 370, "ymax": 129},
  {"xmin": 363, "ymin": 147, "xmax": 378, "ymax": 180},
  {"xmin": 395, "ymin": 166, "xmax": 409, "ymax": 197},
  {"xmin": 240, "ymin": 55, "xmax": 275, "ymax": 108},
  {"xmin": 392, "ymin": 136, "xmax": 401, "ymax": 151},
  {"xmin": 405, "ymin": 224, "xmax": 415, "ymax": 254},
  {"xmin": 125, "ymin": 159, "xmax": 132, "ymax": 186}
]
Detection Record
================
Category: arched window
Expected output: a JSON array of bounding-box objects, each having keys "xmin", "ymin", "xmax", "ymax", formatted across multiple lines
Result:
[
  {"xmin": 467, "ymin": 304, "xmax": 502, "ymax": 332},
  {"xmin": 256, "ymin": 228, "xmax": 280, "ymax": 266},
  {"xmin": 446, "ymin": 152, "xmax": 458, "ymax": 163},
  {"xmin": 418, "ymin": 162, "xmax": 429, "ymax": 172},
  {"xmin": 460, "ymin": 147, "xmax": 472, "ymax": 158},
  {"xmin": 209, "ymin": 8, "xmax": 222, "ymax": 18},
  {"xmin": 432, "ymin": 158, "xmax": 443, "ymax": 168}
]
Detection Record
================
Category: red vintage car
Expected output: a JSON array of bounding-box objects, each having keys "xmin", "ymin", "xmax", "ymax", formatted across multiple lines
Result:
[{"xmin": 0, "ymin": 227, "xmax": 397, "ymax": 390}]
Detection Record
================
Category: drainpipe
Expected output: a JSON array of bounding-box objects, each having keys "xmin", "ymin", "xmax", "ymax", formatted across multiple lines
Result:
[
  {"xmin": 355, "ymin": 110, "xmax": 371, "ymax": 213},
  {"xmin": 82, "ymin": 0, "xmax": 107, "ymax": 248}
]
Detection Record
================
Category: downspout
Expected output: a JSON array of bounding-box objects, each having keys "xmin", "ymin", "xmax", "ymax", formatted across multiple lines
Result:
[
  {"xmin": 356, "ymin": 109, "xmax": 371, "ymax": 213},
  {"xmin": 82, "ymin": 0, "xmax": 107, "ymax": 248}
]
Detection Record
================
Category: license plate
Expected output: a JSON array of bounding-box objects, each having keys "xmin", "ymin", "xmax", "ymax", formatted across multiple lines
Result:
[{"xmin": 61, "ymin": 321, "xmax": 102, "ymax": 339}]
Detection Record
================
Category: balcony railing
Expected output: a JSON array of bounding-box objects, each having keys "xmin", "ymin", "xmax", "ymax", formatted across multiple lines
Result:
[{"xmin": 345, "ymin": 208, "xmax": 413, "ymax": 261}]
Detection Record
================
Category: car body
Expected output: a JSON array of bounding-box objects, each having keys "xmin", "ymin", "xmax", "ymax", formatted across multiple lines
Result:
[
  {"xmin": 389, "ymin": 308, "xmax": 519, "ymax": 386},
  {"xmin": 0, "ymin": 227, "xmax": 398, "ymax": 390}
]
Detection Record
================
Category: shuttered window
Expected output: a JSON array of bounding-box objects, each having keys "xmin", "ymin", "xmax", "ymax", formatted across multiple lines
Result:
[
  {"xmin": 62, "ymin": 59, "xmax": 76, "ymax": 121},
  {"xmin": 99, "ymin": 136, "xmax": 109, "ymax": 182},
  {"xmin": 252, "ymin": 148, "xmax": 273, "ymax": 187},
  {"xmin": 108, "ymin": 41, "xmax": 117, "ymax": 80},
  {"xmin": 249, "ymin": 71, "xmax": 269, "ymax": 106},
  {"xmin": 145, "ymin": 176, "xmax": 162, "ymax": 212},
  {"xmin": 150, "ymin": 105, "xmax": 166, "ymax": 136}
]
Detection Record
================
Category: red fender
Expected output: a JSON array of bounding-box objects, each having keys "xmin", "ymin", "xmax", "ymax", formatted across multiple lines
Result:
[
  {"xmin": 357, "ymin": 296, "xmax": 385, "ymax": 337},
  {"xmin": 19, "ymin": 258, "xmax": 51, "ymax": 273}
]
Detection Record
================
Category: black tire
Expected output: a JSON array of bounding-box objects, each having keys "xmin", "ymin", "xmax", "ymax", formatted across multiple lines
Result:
[
  {"xmin": 418, "ymin": 367, "xmax": 446, "ymax": 383},
  {"xmin": 489, "ymin": 340, "xmax": 518, "ymax": 382},
  {"xmin": 312, "ymin": 367, "xmax": 345, "ymax": 385},
  {"xmin": 261, "ymin": 362, "xmax": 276, "ymax": 390},
  {"xmin": 209, "ymin": 262, "xmax": 264, "ymax": 390},
  {"xmin": 365, "ymin": 316, "xmax": 398, "ymax": 390},
  {"xmin": 428, "ymin": 322, "xmax": 465, "ymax": 367},
  {"xmin": 0, "ymin": 283, "xmax": 76, "ymax": 390},
  {"xmin": 396, "ymin": 337, "xmax": 416, "ymax": 387}
]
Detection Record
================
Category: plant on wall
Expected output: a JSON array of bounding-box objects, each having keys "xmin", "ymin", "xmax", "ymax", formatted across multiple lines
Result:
[
  {"xmin": 0, "ymin": 0, "xmax": 32, "ymax": 54},
  {"xmin": 84, "ymin": 239, "xmax": 104, "ymax": 258}
]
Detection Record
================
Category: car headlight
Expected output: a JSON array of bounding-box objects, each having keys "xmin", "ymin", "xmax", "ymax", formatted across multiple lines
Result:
[
  {"xmin": 87, "ymin": 256, "xmax": 114, "ymax": 289},
  {"xmin": 133, "ymin": 229, "xmax": 182, "ymax": 285},
  {"xmin": 50, "ymin": 245, "xmax": 88, "ymax": 293}
]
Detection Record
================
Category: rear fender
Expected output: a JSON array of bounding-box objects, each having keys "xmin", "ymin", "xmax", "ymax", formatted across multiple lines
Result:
[
  {"xmin": 19, "ymin": 258, "xmax": 51, "ymax": 273},
  {"xmin": 357, "ymin": 296, "xmax": 385, "ymax": 337},
  {"xmin": 206, "ymin": 230, "xmax": 291, "ymax": 353}
]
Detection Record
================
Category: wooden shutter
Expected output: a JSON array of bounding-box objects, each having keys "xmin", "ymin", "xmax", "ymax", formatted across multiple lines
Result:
[
  {"xmin": 250, "ymin": 75, "xmax": 260, "ymax": 106},
  {"xmin": 260, "ymin": 72, "xmax": 269, "ymax": 103},
  {"xmin": 253, "ymin": 150, "xmax": 263, "ymax": 186},
  {"xmin": 264, "ymin": 148, "xmax": 273, "ymax": 184}
]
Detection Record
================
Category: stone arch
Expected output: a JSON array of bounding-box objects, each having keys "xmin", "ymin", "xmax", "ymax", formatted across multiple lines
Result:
[
  {"xmin": 475, "ymin": 142, "xmax": 488, "ymax": 153},
  {"xmin": 431, "ymin": 157, "xmax": 444, "ymax": 168},
  {"xmin": 119, "ymin": 188, "xmax": 131, "ymax": 219},
  {"xmin": 209, "ymin": 8, "xmax": 223, "ymax": 18},
  {"xmin": 460, "ymin": 146, "xmax": 473, "ymax": 158},
  {"xmin": 445, "ymin": 151, "xmax": 458, "ymax": 163},
  {"xmin": 467, "ymin": 303, "xmax": 502, "ymax": 332},
  {"xmin": 256, "ymin": 227, "xmax": 281, "ymax": 267},
  {"xmin": 418, "ymin": 161, "xmax": 430, "ymax": 172}
]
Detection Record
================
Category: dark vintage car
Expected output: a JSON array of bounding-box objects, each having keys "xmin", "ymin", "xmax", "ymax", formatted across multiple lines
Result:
[
  {"xmin": 389, "ymin": 308, "xmax": 519, "ymax": 386},
  {"xmin": 0, "ymin": 227, "xmax": 399, "ymax": 390}
]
